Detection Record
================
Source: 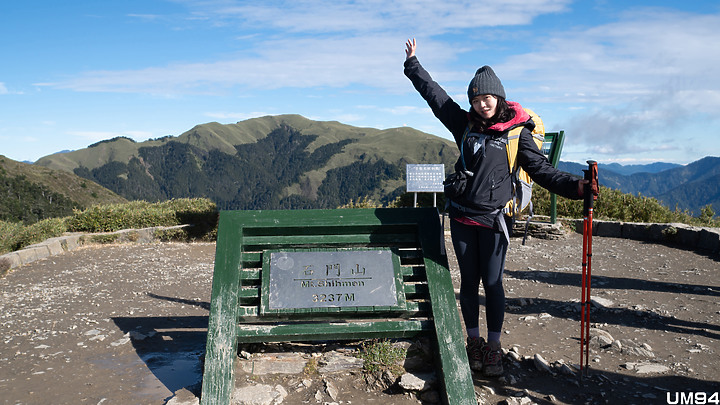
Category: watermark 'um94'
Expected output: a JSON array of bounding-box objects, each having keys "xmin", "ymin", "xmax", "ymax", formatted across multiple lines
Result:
[{"xmin": 667, "ymin": 392, "xmax": 719, "ymax": 405}]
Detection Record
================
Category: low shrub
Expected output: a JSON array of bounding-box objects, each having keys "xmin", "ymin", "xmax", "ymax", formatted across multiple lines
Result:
[
  {"xmin": 532, "ymin": 186, "xmax": 720, "ymax": 227},
  {"xmin": 0, "ymin": 256, "xmax": 11, "ymax": 278},
  {"xmin": 338, "ymin": 196, "xmax": 384, "ymax": 208},
  {"xmin": 1, "ymin": 190, "xmax": 715, "ymax": 256},
  {"xmin": 66, "ymin": 200, "xmax": 175, "ymax": 232},
  {"xmin": 89, "ymin": 234, "xmax": 120, "ymax": 244},
  {"xmin": 0, "ymin": 217, "xmax": 67, "ymax": 255},
  {"xmin": 0, "ymin": 221, "xmax": 23, "ymax": 255},
  {"xmin": 65, "ymin": 198, "xmax": 218, "ymax": 234},
  {"xmin": 356, "ymin": 339, "xmax": 407, "ymax": 376},
  {"xmin": 1, "ymin": 198, "xmax": 218, "ymax": 254},
  {"xmin": 154, "ymin": 227, "xmax": 189, "ymax": 242}
]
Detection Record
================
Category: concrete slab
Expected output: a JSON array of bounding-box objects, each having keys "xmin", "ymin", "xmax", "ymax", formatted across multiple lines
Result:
[
  {"xmin": 595, "ymin": 221, "xmax": 622, "ymax": 238},
  {"xmin": 0, "ymin": 252, "xmax": 21, "ymax": 270},
  {"xmin": 697, "ymin": 228, "xmax": 720, "ymax": 253},
  {"xmin": 62, "ymin": 235, "xmax": 83, "ymax": 251},
  {"xmin": 15, "ymin": 247, "xmax": 44, "ymax": 265},
  {"xmin": 42, "ymin": 238, "xmax": 65, "ymax": 255}
]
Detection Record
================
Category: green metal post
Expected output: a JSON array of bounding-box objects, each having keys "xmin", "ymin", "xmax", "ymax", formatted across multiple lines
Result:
[{"xmin": 544, "ymin": 131, "xmax": 565, "ymax": 224}]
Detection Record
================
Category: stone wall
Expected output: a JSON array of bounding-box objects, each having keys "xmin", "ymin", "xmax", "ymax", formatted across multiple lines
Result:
[
  {"xmin": 567, "ymin": 219, "xmax": 720, "ymax": 254},
  {"xmin": 0, "ymin": 225, "xmax": 190, "ymax": 275}
]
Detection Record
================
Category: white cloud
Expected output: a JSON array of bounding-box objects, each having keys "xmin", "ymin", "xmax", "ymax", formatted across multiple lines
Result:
[
  {"xmin": 36, "ymin": 0, "xmax": 571, "ymax": 95},
  {"xmin": 36, "ymin": 35, "xmax": 408, "ymax": 94},
  {"xmin": 383, "ymin": 106, "xmax": 430, "ymax": 115},
  {"xmin": 493, "ymin": 8, "xmax": 720, "ymax": 161},
  {"xmin": 357, "ymin": 105, "xmax": 429, "ymax": 115},
  {"xmin": 127, "ymin": 13, "xmax": 162, "ymax": 20},
  {"xmin": 0, "ymin": 82, "xmax": 22, "ymax": 95},
  {"xmin": 501, "ymin": 10, "xmax": 720, "ymax": 102},
  {"xmin": 328, "ymin": 113, "xmax": 364, "ymax": 123},
  {"xmin": 176, "ymin": 0, "xmax": 572, "ymax": 34}
]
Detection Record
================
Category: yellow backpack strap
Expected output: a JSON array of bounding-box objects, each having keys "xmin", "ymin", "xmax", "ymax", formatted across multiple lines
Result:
[
  {"xmin": 504, "ymin": 108, "xmax": 545, "ymax": 216},
  {"xmin": 524, "ymin": 108, "xmax": 546, "ymax": 152},
  {"xmin": 505, "ymin": 126, "xmax": 522, "ymax": 173},
  {"xmin": 505, "ymin": 108, "xmax": 544, "ymax": 172},
  {"xmin": 503, "ymin": 126, "xmax": 523, "ymax": 216}
]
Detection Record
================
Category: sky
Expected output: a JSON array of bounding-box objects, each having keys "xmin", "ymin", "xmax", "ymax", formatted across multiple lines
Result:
[{"xmin": 1, "ymin": 0, "xmax": 719, "ymax": 165}]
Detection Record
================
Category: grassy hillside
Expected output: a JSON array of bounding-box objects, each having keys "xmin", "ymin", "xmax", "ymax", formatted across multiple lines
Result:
[
  {"xmin": 0, "ymin": 155, "xmax": 126, "ymax": 223},
  {"xmin": 1, "ymin": 155, "xmax": 126, "ymax": 207},
  {"xmin": 36, "ymin": 114, "xmax": 458, "ymax": 169},
  {"xmin": 34, "ymin": 115, "xmax": 459, "ymax": 209}
]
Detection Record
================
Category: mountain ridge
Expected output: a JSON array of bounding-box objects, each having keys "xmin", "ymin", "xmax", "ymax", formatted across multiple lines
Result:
[
  {"xmin": 598, "ymin": 162, "xmax": 681, "ymax": 176},
  {"xmin": 559, "ymin": 157, "xmax": 720, "ymax": 215},
  {"xmin": 35, "ymin": 115, "xmax": 459, "ymax": 210},
  {"xmin": 32, "ymin": 114, "xmax": 718, "ymax": 216}
]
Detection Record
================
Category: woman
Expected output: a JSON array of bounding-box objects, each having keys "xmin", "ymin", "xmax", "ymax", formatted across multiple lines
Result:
[{"xmin": 404, "ymin": 38, "xmax": 586, "ymax": 377}]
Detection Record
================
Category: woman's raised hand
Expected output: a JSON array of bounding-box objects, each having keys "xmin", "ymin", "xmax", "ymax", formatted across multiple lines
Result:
[{"xmin": 405, "ymin": 38, "xmax": 416, "ymax": 59}]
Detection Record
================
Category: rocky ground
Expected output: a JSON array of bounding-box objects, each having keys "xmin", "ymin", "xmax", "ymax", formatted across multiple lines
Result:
[{"xmin": 1, "ymin": 221, "xmax": 718, "ymax": 405}]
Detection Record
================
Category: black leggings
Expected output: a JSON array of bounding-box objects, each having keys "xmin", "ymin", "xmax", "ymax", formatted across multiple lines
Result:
[{"xmin": 450, "ymin": 219, "xmax": 508, "ymax": 333}]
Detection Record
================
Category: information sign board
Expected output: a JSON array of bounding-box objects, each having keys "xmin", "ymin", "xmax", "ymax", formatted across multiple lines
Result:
[
  {"xmin": 265, "ymin": 249, "xmax": 398, "ymax": 310},
  {"xmin": 406, "ymin": 164, "xmax": 445, "ymax": 192}
]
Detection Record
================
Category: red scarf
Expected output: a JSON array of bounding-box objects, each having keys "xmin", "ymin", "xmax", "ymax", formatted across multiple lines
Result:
[{"xmin": 487, "ymin": 101, "xmax": 530, "ymax": 132}]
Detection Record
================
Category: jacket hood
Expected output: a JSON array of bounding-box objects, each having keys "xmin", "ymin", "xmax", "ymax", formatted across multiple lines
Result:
[{"xmin": 487, "ymin": 101, "xmax": 532, "ymax": 132}]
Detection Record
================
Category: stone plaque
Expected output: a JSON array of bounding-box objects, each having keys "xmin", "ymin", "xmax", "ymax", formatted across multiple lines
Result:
[
  {"xmin": 267, "ymin": 249, "xmax": 397, "ymax": 309},
  {"xmin": 406, "ymin": 164, "xmax": 445, "ymax": 192}
]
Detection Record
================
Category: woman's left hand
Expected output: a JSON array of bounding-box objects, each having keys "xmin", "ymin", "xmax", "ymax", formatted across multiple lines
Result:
[
  {"xmin": 405, "ymin": 38, "xmax": 416, "ymax": 59},
  {"xmin": 578, "ymin": 179, "xmax": 599, "ymax": 198}
]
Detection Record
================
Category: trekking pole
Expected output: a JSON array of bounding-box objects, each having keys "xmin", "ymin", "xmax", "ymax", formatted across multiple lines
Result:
[{"xmin": 580, "ymin": 160, "xmax": 599, "ymax": 377}]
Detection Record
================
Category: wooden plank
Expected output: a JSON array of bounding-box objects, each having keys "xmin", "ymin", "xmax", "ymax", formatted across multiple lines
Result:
[
  {"xmin": 239, "ymin": 268, "xmax": 261, "ymax": 280},
  {"xmin": 403, "ymin": 283, "xmax": 429, "ymax": 298},
  {"xmin": 232, "ymin": 208, "xmax": 410, "ymax": 227},
  {"xmin": 544, "ymin": 131, "xmax": 565, "ymax": 224},
  {"xmin": 200, "ymin": 212, "xmax": 243, "ymax": 405},
  {"xmin": 240, "ymin": 233, "xmax": 418, "ymax": 250},
  {"xmin": 242, "ymin": 223, "xmax": 418, "ymax": 237},
  {"xmin": 236, "ymin": 319, "xmax": 432, "ymax": 343},
  {"xmin": 237, "ymin": 306, "xmax": 428, "ymax": 322}
]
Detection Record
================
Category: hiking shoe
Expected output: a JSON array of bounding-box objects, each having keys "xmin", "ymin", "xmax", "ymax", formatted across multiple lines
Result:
[
  {"xmin": 466, "ymin": 337, "xmax": 485, "ymax": 372},
  {"xmin": 482, "ymin": 340, "xmax": 504, "ymax": 377}
]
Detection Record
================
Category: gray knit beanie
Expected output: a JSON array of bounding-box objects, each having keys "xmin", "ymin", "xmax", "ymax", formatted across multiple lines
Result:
[{"xmin": 467, "ymin": 65, "xmax": 506, "ymax": 102}]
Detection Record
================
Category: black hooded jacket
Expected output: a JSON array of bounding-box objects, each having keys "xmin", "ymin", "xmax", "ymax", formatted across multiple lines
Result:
[{"xmin": 404, "ymin": 56, "xmax": 581, "ymax": 228}]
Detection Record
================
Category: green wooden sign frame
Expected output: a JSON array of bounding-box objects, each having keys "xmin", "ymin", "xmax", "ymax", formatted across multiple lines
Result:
[{"xmin": 200, "ymin": 208, "xmax": 476, "ymax": 405}]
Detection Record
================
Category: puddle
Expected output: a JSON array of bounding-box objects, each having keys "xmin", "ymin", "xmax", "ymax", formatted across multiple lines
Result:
[
  {"xmin": 138, "ymin": 351, "xmax": 203, "ymax": 398},
  {"xmin": 90, "ymin": 350, "xmax": 202, "ymax": 401}
]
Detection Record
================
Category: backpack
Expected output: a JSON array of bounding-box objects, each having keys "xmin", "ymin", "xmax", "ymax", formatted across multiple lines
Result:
[{"xmin": 503, "ymin": 108, "xmax": 545, "ymax": 243}]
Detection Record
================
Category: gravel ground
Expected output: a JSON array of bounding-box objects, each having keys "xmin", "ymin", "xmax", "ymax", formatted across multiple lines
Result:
[
  {"xmin": 0, "ymin": 242, "xmax": 215, "ymax": 404},
  {"xmin": 1, "ymin": 225, "xmax": 718, "ymax": 404}
]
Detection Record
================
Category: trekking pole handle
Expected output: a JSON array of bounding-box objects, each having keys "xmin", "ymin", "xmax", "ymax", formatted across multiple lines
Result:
[{"xmin": 583, "ymin": 160, "xmax": 599, "ymax": 213}]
